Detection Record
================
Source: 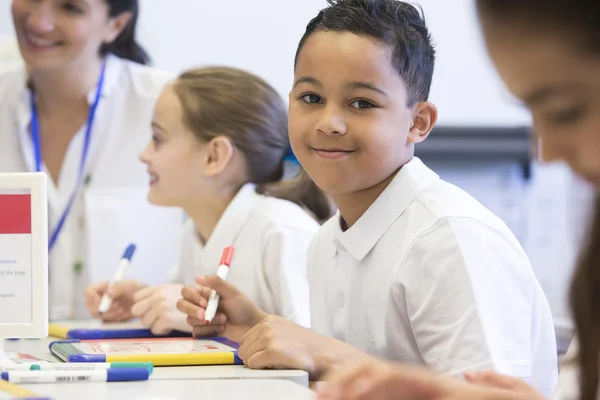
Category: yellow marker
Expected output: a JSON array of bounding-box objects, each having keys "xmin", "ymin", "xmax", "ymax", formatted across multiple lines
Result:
[
  {"xmin": 0, "ymin": 379, "xmax": 39, "ymax": 397},
  {"xmin": 47, "ymin": 324, "xmax": 70, "ymax": 339}
]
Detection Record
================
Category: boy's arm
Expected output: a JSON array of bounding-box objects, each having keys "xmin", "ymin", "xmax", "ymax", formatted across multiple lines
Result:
[
  {"xmin": 238, "ymin": 223, "xmax": 367, "ymax": 380},
  {"xmin": 395, "ymin": 216, "xmax": 544, "ymax": 378},
  {"xmin": 237, "ymin": 314, "xmax": 372, "ymax": 380}
]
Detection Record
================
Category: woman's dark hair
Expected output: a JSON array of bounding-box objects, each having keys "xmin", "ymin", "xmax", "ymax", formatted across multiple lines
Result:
[
  {"xmin": 477, "ymin": 2, "xmax": 600, "ymax": 400},
  {"xmin": 173, "ymin": 66, "xmax": 333, "ymax": 223},
  {"xmin": 100, "ymin": 0, "xmax": 150, "ymax": 65}
]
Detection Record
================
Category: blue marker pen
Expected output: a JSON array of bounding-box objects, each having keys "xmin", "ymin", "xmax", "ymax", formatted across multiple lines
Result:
[
  {"xmin": 98, "ymin": 243, "xmax": 136, "ymax": 314},
  {"xmin": 1, "ymin": 368, "xmax": 149, "ymax": 383}
]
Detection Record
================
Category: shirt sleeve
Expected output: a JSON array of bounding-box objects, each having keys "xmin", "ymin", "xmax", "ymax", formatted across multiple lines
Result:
[
  {"xmin": 262, "ymin": 227, "xmax": 312, "ymax": 328},
  {"xmin": 395, "ymin": 216, "xmax": 537, "ymax": 378},
  {"xmin": 551, "ymin": 339, "xmax": 580, "ymax": 400}
]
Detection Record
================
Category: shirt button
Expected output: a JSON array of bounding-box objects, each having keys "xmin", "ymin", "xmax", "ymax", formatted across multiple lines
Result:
[{"xmin": 339, "ymin": 292, "xmax": 345, "ymax": 308}]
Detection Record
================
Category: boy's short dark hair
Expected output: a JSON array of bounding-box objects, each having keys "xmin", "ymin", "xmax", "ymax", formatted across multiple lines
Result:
[{"xmin": 294, "ymin": 0, "xmax": 435, "ymax": 107}]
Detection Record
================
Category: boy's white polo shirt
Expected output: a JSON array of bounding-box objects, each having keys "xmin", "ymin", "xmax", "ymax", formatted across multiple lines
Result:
[{"xmin": 308, "ymin": 157, "xmax": 558, "ymax": 397}]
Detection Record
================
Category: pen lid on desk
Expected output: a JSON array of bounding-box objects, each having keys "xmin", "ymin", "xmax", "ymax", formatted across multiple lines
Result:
[{"xmin": 106, "ymin": 368, "xmax": 150, "ymax": 382}]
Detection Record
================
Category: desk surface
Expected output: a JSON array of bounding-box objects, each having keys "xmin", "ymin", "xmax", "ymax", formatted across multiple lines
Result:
[
  {"xmin": 16, "ymin": 379, "xmax": 316, "ymax": 400},
  {"xmin": 4, "ymin": 320, "xmax": 308, "ymax": 388}
]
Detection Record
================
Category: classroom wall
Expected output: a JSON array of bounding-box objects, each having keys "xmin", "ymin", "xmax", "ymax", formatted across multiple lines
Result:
[
  {"xmin": 0, "ymin": 0, "xmax": 10, "ymax": 35},
  {"xmin": 137, "ymin": 0, "xmax": 531, "ymax": 127},
  {"xmin": 0, "ymin": 0, "xmax": 530, "ymax": 125}
]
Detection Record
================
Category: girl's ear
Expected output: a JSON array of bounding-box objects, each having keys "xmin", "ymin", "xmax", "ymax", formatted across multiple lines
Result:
[
  {"xmin": 203, "ymin": 136, "xmax": 235, "ymax": 177},
  {"xmin": 407, "ymin": 101, "xmax": 438, "ymax": 144}
]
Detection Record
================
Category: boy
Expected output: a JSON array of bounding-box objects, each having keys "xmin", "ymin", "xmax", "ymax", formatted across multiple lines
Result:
[{"xmin": 176, "ymin": 0, "xmax": 557, "ymax": 396}]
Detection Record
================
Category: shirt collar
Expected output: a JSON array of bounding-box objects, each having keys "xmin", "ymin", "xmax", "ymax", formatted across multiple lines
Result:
[
  {"xmin": 334, "ymin": 157, "xmax": 439, "ymax": 261},
  {"xmin": 198, "ymin": 183, "xmax": 261, "ymax": 268},
  {"xmin": 15, "ymin": 53, "xmax": 122, "ymax": 134},
  {"xmin": 94, "ymin": 53, "xmax": 121, "ymax": 100},
  {"xmin": 13, "ymin": 54, "xmax": 123, "ymax": 174}
]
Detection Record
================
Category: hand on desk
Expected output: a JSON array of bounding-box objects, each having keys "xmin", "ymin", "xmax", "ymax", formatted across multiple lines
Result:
[
  {"xmin": 176, "ymin": 275, "xmax": 267, "ymax": 343},
  {"xmin": 317, "ymin": 359, "xmax": 538, "ymax": 400},
  {"xmin": 131, "ymin": 284, "xmax": 191, "ymax": 335},
  {"xmin": 84, "ymin": 280, "xmax": 147, "ymax": 321},
  {"xmin": 238, "ymin": 315, "xmax": 370, "ymax": 380},
  {"xmin": 238, "ymin": 315, "xmax": 322, "ymax": 376},
  {"xmin": 177, "ymin": 275, "xmax": 368, "ymax": 379}
]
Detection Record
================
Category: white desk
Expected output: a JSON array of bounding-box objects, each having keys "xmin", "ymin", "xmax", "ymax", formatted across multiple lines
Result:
[
  {"xmin": 4, "ymin": 319, "xmax": 309, "ymax": 392},
  {"xmin": 4, "ymin": 333, "xmax": 313, "ymax": 400},
  {"xmin": 17, "ymin": 379, "xmax": 316, "ymax": 400},
  {"xmin": 4, "ymin": 337, "xmax": 308, "ymax": 386}
]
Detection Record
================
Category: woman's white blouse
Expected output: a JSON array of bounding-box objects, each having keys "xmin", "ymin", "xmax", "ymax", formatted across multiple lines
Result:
[{"xmin": 0, "ymin": 54, "xmax": 184, "ymax": 319}]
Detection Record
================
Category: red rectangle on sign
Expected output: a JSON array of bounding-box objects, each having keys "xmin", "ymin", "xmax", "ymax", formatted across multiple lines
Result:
[{"xmin": 0, "ymin": 194, "xmax": 32, "ymax": 234}]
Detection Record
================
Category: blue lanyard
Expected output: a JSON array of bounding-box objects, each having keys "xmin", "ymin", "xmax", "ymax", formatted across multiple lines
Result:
[{"xmin": 30, "ymin": 62, "xmax": 107, "ymax": 252}]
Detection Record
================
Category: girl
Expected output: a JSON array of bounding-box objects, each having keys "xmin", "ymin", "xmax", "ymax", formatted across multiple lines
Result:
[
  {"xmin": 86, "ymin": 66, "xmax": 332, "ymax": 334},
  {"xmin": 0, "ymin": 0, "xmax": 183, "ymax": 320},
  {"xmin": 317, "ymin": 1, "xmax": 600, "ymax": 399}
]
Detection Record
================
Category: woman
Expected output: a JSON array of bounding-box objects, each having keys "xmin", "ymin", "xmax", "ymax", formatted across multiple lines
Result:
[
  {"xmin": 0, "ymin": 0, "xmax": 183, "ymax": 320},
  {"xmin": 317, "ymin": 1, "xmax": 600, "ymax": 399}
]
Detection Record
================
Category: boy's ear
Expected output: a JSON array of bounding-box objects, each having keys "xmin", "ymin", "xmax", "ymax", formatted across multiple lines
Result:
[
  {"xmin": 203, "ymin": 136, "xmax": 235, "ymax": 177},
  {"xmin": 407, "ymin": 101, "xmax": 438, "ymax": 144}
]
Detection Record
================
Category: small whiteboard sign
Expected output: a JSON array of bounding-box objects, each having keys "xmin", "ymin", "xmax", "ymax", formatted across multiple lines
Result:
[{"xmin": 0, "ymin": 173, "xmax": 47, "ymax": 338}]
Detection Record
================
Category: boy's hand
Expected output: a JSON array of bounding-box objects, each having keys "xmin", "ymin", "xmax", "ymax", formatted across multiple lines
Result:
[
  {"xmin": 131, "ymin": 284, "xmax": 190, "ymax": 335},
  {"xmin": 238, "ymin": 315, "xmax": 370, "ymax": 380},
  {"xmin": 84, "ymin": 280, "xmax": 147, "ymax": 322},
  {"xmin": 238, "ymin": 315, "xmax": 322, "ymax": 377},
  {"xmin": 176, "ymin": 275, "xmax": 267, "ymax": 342}
]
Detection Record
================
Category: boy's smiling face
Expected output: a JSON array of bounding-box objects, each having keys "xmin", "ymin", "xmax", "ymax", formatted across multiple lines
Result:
[{"xmin": 289, "ymin": 31, "xmax": 427, "ymax": 198}]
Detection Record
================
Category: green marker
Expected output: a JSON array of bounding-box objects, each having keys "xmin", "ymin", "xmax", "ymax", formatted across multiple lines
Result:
[{"xmin": 29, "ymin": 362, "xmax": 153, "ymax": 374}]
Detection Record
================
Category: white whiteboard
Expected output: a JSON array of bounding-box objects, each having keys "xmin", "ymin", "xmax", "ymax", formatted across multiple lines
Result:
[
  {"xmin": 0, "ymin": 173, "xmax": 48, "ymax": 339},
  {"xmin": 0, "ymin": 0, "xmax": 530, "ymax": 127}
]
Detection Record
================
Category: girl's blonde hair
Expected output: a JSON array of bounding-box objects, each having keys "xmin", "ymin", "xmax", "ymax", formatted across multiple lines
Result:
[{"xmin": 173, "ymin": 66, "xmax": 333, "ymax": 223}]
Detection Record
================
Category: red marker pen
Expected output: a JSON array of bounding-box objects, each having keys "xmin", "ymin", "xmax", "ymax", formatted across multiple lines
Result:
[{"xmin": 204, "ymin": 246, "xmax": 234, "ymax": 323}]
